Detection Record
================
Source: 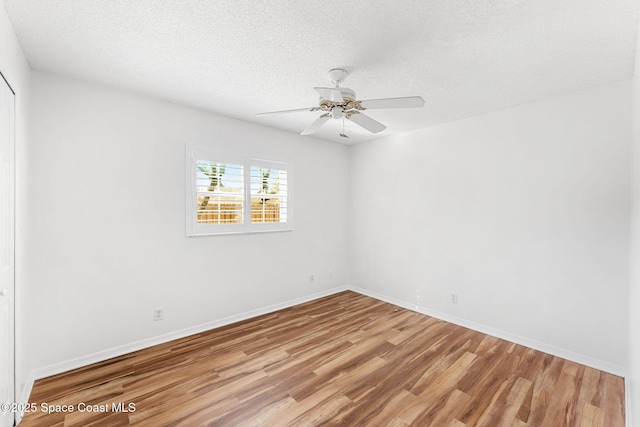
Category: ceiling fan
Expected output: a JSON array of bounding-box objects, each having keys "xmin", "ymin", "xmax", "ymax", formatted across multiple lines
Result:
[{"xmin": 256, "ymin": 68, "xmax": 425, "ymax": 138}]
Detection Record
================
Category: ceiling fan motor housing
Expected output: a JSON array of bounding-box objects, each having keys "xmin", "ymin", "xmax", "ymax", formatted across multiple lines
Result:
[
  {"xmin": 318, "ymin": 87, "xmax": 356, "ymax": 105},
  {"xmin": 338, "ymin": 87, "xmax": 355, "ymax": 100}
]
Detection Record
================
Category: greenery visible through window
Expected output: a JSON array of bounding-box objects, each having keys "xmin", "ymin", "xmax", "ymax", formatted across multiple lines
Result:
[{"xmin": 187, "ymin": 146, "xmax": 291, "ymax": 235}]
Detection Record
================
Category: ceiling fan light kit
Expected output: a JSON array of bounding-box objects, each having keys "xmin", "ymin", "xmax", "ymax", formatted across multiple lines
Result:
[{"xmin": 257, "ymin": 68, "xmax": 425, "ymax": 138}]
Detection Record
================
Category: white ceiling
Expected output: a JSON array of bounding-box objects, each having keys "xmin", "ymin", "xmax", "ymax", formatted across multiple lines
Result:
[{"xmin": 3, "ymin": 0, "xmax": 639, "ymax": 144}]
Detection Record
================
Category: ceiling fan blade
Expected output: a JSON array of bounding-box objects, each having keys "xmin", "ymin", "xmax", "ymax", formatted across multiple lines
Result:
[
  {"xmin": 314, "ymin": 87, "xmax": 344, "ymax": 103},
  {"xmin": 347, "ymin": 112, "xmax": 386, "ymax": 133},
  {"xmin": 256, "ymin": 107, "xmax": 317, "ymax": 117},
  {"xmin": 359, "ymin": 96, "xmax": 425, "ymax": 110},
  {"xmin": 301, "ymin": 114, "xmax": 330, "ymax": 135}
]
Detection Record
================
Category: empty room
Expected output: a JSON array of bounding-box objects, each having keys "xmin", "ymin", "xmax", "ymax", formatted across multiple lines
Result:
[{"xmin": 1, "ymin": 0, "xmax": 640, "ymax": 426}]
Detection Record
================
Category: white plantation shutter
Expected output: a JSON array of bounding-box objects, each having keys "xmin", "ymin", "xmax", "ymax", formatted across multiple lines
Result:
[
  {"xmin": 250, "ymin": 159, "xmax": 289, "ymax": 226},
  {"xmin": 196, "ymin": 161, "xmax": 244, "ymax": 225},
  {"xmin": 187, "ymin": 146, "xmax": 292, "ymax": 236}
]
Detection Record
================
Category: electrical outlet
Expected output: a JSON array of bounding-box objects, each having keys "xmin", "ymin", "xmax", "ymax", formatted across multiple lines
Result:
[
  {"xmin": 309, "ymin": 274, "xmax": 315, "ymax": 283},
  {"xmin": 450, "ymin": 293, "xmax": 458, "ymax": 304},
  {"xmin": 154, "ymin": 307, "xmax": 164, "ymax": 321},
  {"xmin": 329, "ymin": 270, "xmax": 334, "ymax": 280}
]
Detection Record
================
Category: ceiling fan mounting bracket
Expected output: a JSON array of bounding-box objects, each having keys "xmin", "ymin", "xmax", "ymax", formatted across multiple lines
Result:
[{"xmin": 327, "ymin": 68, "xmax": 349, "ymax": 86}]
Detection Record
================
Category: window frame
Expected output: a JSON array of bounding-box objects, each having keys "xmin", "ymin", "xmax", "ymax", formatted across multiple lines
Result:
[{"xmin": 186, "ymin": 145, "xmax": 293, "ymax": 236}]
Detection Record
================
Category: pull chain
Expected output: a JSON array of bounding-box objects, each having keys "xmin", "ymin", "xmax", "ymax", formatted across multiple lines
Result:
[{"xmin": 340, "ymin": 116, "xmax": 349, "ymax": 139}]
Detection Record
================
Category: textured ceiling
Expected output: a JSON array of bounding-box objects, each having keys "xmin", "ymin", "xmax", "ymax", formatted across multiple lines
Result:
[{"xmin": 3, "ymin": 0, "xmax": 639, "ymax": 144}]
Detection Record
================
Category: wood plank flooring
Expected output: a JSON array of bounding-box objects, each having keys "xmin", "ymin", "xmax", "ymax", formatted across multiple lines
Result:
[{"xmin": 19, "ymin": 291, "xmax": 625, "ymax": 426}]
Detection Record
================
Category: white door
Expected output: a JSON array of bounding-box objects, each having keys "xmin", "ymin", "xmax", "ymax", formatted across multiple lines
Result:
[{"xmin": 0, "ymin": 74, "xmax": 15, "ymax": 427}]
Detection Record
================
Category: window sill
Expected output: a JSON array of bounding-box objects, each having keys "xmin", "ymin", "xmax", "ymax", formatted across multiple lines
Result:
[{"xmin": 187, "ymin": 228, "xmax": 293, "ymax": 237}]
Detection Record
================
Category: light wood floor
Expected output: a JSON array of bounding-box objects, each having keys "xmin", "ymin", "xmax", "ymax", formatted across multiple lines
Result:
[{"xmin": 20, "ymin": 291, "xmax": 624, "ymax": 426}]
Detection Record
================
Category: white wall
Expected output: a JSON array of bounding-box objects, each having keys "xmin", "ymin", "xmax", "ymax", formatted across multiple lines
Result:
[
  {"xmin": 27, "ymin": 71, "xmax": 349, "ymax": 373},
  {"xmin": 628, "ymin": 22, "xmax": 640, "ymax": 427},
  {"xmin": 0, "ymin": 0, "xmax": 31, "ymax": 403},
  {"xmin": 349, "ymin": 81, "xmax": 631, "ymax": 373}
]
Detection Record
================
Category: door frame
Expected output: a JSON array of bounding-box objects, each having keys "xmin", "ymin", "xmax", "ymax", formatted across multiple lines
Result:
[{"xmin": 0, "ymin": 69, "xmax": 16, "ymax": 427}]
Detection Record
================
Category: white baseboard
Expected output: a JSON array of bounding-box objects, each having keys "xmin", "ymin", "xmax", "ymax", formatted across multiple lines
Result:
[
  {"xmin": 15, "ymin": 371, "xmax": 36, "ymax": 424},
  {"xmin": 349, "ymin": 285, "xmax": 628, "ymax": 378},
  {"xmin": 17, "ymin": 285, "xmax": 348, "ymax": 411}
]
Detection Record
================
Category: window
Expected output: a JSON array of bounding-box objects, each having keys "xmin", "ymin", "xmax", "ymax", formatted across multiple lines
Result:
[{"xmin": 186, "ymin": 146, "xmax": 291, "ymax": 236}]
